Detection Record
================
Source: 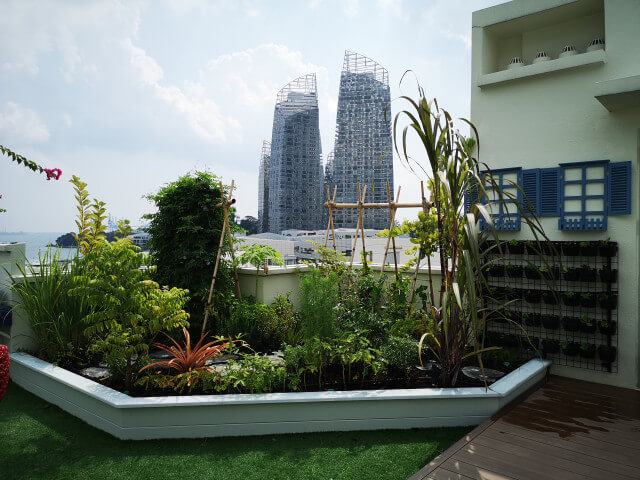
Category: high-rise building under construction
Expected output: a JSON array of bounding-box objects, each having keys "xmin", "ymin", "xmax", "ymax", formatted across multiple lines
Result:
[
  {"xmin": 326, "ymin": 51, "xmax": 394, "ymax": 230},
  {"xmin": 265, "ymin": 73, "xmax": 324, "ymax": 233}
]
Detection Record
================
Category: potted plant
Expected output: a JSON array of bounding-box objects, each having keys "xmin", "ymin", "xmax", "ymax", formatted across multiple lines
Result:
[
  {"xmin": 598, "ymin": 345, "xmax": 617, "ymax": 362},
  {"xmin": 524, "ymin": 264, "xmax": 539, "ymax": 280},
  {"xmin": 505, "ymin": 286, "xmax": 520, "ymax": 300},
  {"xmin": 562, "ymin": 266, "xmax": 580, "ymax": 281},
  {"xmin": 488, "ymin": 264, "xmax": 505, "ymax": 277},
  {"xmin": 504, "ymin": 310, "xmax": 521, "ymax": 324},
  {"xmin": 580, "ymin": 292, "xmax": 596, "ymax": 308},
  {"xmin": 506, "ymin": 263, "xmax": 523, "ymax": 278},
  {"xmin": 579, "ymin": 343, "xmax": 596, "ymax": 359},
  {"xmin": 562, "ymin": 242, "xmax": 580, "ymax": 256},
  {"xmin": 579, "ymin": 314, "xmax": 596, "ymax": 334},
  {"xmin": 538, "ymin": 265, "xmax": 559, "ymax": 281},
  {"xmin": 562, "ymin": 316, "xmax": 580, "ymax": 332},
  {"xmin": 507, "ymin": 239, "xmax": 525, "ymax": 255},
  {"xmin": 542, "ymin": 339, "xmax": 560, "ymax": 354},
  {"xmin": 598, "ymin": 266, "xmax": 617, "ymax": 283},
  {"xmin": 579, "ymin": 241, "xmax": 598, "ymax": 257},
  {"xmin": 524, "ymin": 289, "xmax": 541, "ymax": 304},
  {"xmin": 578, "ymin": 265, "xmax": 597, "ymax": 282},
  {"xmin": 542, "ymin": 291, "xmax": 558, "ymax": 305},
  {"xmin": 523, "ymin": 312, "xmax": 541, "ymax": 327},
  {"xmin": 541, "ymin": 314, "xmax": 560, "ymax": 329},
  {"xmin": 598, "ymin": 320, "xmax": 617, "ymax": 335},
  {"xmin": 561, "ymin": 341, "xmax": 580, "ymax": 357},
  {"xmin": 598, "ymin": 293, "xmax": 618, "ymax": 310},
  {"xmin": 562, "ymin": 291, "xmax": 580, "ymax": 306},
  {"xmin": 598, "ymin": 239, "xmax": 617, "ymax": 257},
  {"xmin": 488, "ymin": 286, "xmax": 506, "ymax": 300},
  {"xmin": 525, "ymin": 240, "xmax": 539, "ymax": 255}
]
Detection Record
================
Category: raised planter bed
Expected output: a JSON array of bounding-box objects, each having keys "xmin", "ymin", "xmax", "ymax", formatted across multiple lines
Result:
[{"xmin": 9, "ymin": 353, "xmax": 550, "ymax": 441}]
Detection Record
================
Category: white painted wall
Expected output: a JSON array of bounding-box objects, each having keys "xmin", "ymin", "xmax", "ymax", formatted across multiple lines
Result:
[{"xmin": 471, "ymin": 0, "xmax": 640, "ymax": 389}]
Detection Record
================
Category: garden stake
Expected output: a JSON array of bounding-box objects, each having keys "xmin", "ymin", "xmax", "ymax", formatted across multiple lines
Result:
[
  {"xmin": 323, "ymin": 185, "xmax": 338, "ymax": 250},
  {"xmin": 202, "ymin": 180, "xmax": 241, "ymax": 336},
  {"xmin": 349, "ymin": 183, "xmax": 367, "ymax": 268},
  {"xmin": 380, "ymin": 182, "xmax": 401, "ymax": 280}
]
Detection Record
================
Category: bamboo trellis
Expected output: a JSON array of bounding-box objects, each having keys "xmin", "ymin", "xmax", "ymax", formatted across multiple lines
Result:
[
  {"xmin": 201, "ymin": 180, "xmax": 242, "ymax": 335},
  {"xmin": 323, "ymin": 181, "xmax": 432, "ymax": 285}
]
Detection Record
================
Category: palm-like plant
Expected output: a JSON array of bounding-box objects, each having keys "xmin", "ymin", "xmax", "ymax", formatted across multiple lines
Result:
[
  {"xmin": 393, "ymin": 80, "xmax": 548, "ymax": 387},
  {"xmin": 140, "ymin": 327, "xmax": 238, "ymax": 374}
]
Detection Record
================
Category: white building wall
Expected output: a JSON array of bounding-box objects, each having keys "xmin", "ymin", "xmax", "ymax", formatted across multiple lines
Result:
[{"xmin": 471, "ymin": 0, "xmax": 640, "ymax": 389}]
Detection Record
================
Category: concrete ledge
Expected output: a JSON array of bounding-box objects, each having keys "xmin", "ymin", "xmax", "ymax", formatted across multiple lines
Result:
[
  {"xmin": 9, "ymin": 353, "xmax": 550, "ymax": 440},
  {"xmin": 478, "ymin": 49, "xmax": 605, "ymax": 88}
]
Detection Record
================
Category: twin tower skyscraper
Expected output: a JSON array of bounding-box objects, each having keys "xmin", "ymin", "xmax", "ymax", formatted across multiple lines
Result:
[{"xmin": 258, "ymin": 51, "xmax": 394, "ymax": 233}]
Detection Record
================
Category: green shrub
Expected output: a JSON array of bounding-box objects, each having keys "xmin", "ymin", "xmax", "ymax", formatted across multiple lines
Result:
[
  {"xmin": 145, "ymin": 172, "xmax": 235, "ymax": 329},
  {"xmin": 381, "ymin": 336, "xmax": 419, "ymax": 373},
  {"xmin": 220, "ymin": 299, "xmax": 273, "ymax": 344},
  {"xmin": 73, "ymin": 238, "xmax": 190, "ymax": 389},
  {"xmin": 299, "ymin": 268, "xmax": 339, "ymax": 340},
  {"xmin": 258, "ymin": 294, "xmax": 302, "ymax": 350}
]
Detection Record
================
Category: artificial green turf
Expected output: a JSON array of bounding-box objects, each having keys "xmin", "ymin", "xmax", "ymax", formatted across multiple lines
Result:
[{"xmin": 0, "ymin": 382, "xmax": 470, "ymax": 480}]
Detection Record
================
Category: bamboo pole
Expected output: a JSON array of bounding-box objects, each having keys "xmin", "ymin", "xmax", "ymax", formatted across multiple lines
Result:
[
  {"xmin": 407, "ymin": 181, "xmax": 428, "ymax": 315},
  {"xmin": 323, "ymin": 185, "xmax": 338, "ymax": 250},
  {"xmin": 349, "ymin": 184, "xmax": 367, "ymax": 267},
  {"xmin": 324, "ymin": 201, "xmax": 425, "ymax": 209},
  {"xmin": 381, "ymin": 182, "xmax": 401, "ymax": 279},
  {"xmin": 358, "ymin": 184, "xmax": 368, "ymax": 270},
  {"xmin": 202, "ymin": 180, "xmax": 238, "ymax": 336}
]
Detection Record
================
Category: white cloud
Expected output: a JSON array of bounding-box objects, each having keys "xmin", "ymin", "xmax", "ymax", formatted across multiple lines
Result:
[
  {"xmin": 62, "ymin": 113, "xmax": 72, "ymax": 127},
  {"xmin": 343, "ymin": 0, "xmax": 359, "ymax": 17},
  {"xmin": 0, "ymin": 102, "xmax": 50, "ymax": 143},
  {"xmin": 377, "ymin": 0, "xmax": 409, "ymax": 22}
]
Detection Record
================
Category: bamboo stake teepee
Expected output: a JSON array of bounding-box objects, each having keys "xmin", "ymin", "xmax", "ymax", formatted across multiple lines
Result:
[{"xmin": 201, "ymin": 180, "xmax": 242, "ymax": 336}]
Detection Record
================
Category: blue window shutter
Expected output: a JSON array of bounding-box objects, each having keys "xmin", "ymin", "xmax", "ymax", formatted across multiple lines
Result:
[
  {"xmin": 521, "ymin": 169, "xmax": 539, "ymax": 214},
  {"xmin": 608, "ymin": 161, "xmax": 631, "ymax": 215},
  {"xmin": 539, "ymin": 168, "xmax": 560, "ymax": 216}
]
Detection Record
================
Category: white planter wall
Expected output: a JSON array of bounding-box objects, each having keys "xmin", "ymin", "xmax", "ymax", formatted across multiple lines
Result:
[{"xmin": 10, "ymin": 353, "xmax": 550, "ymax": 440}]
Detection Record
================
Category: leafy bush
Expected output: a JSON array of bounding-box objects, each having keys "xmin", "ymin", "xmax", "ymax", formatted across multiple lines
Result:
[
  {"xmin": 73, "ymin": 238, "xmax": 190, "ymax": 389},
  {"xmin": 381, "ymin": 336, "xmax": 419, "ymax": 374},
  {"xmin": 299, "ymin": 268, "xmax": 339, "ymax": 340},
  {"xmin": 145, "ymin": 172, "xmax": 235, "ymax": 329},
  {"xmin": 258, "ymin": 294, "xmax": 302, "ymax": 350},
  {"xmin": 219, "ymin": 299, "xmax": 273, "ymax": 344}
]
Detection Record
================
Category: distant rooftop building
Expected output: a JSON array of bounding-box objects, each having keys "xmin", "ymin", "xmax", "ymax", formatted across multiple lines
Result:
[
  {"xmin": 257, "ymin": 140, "xmax": 271, "ymax": 233},
  {"xmin": 329, "ymin": 51, "xmax": 394, "ymax": 231},
  {"xmin": 267, "ymin": 74, "xmax": 324, "ymax": 233}
]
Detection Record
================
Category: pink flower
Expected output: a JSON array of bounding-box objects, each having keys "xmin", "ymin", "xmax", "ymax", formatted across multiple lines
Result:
[{"xmin": 44, "ymin": 168, "xmax": 62, "ymax": 181}]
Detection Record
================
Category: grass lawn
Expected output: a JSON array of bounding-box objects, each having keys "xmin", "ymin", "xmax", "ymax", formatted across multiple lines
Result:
[{"xmin": 0, "ymin": 382, "xmax": 470, "ymax": 480}]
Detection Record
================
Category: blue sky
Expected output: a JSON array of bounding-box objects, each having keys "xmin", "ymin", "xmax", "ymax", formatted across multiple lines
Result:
[{"xmin": 0, "ymin": 0, "xmax": 504, "ymax": 232}]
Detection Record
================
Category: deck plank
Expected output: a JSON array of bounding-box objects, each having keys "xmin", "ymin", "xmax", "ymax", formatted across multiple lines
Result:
[{"xmin": 411, "ymin": 375, "xmax": 640, "ymax": 480}]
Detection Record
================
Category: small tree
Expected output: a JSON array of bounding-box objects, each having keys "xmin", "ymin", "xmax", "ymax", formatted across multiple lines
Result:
[
  {"xmin": 145, "ymin": 172, "xmax": 236, "ymax": 330},
  {"xmin": 234, "ymin": 244, "xmax": 284, "ymax": 297}
]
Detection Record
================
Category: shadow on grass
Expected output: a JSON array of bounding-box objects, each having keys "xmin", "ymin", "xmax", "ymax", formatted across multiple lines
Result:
[{"xmin": 0, "ymin": 382, "xmax": 470, "ymax": 480}]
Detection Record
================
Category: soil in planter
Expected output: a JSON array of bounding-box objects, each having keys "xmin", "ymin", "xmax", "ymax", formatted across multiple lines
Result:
[
  {"xmin": 562, "ymin": 242, "xmax": 580, "ymax": 256},
  {"xmin": 524, "ymin": 290, "xmax": 541, "ymax": 304},
  {"xmin": 599, "ymin": 294, "xmax": 618, "ymax": 310},
  {"xmin": 599, "ymin": 242, "xmax": 618, "ymax": 257},
  {"xmin": 542, "ymin": 339, "xmax": 560, "ymax": 354},
  {"xmin": 578, "ymin": 265, "xmax": 597, "ymax": 282},
  {"xmin": 579, "ymin": 319, "xmax": 597, "ymax": 334},
  {"xmin": 562, "ymin": 292, "xmax": 580, "ymax": 307},
  {"xmin": 579, "ymin": 344, "xmax": 596, "ymax": 359},
  {"xmin": 541, "ymin": 315, "xmax": 560, "ymax": 330},
  {"xmin": 506, "ymin": 265, "xmax": 523, "ymax": 278},
  {"xmin": 562, "ymin": 342, "xmax": 580, "ymax": 357},
  {"xmin": 507, "ymin": 242, "xmax": 525, "ymax": 255},
  {"xmin": 598, "ymin": 267, "xmax": 618, "ymax": 283},
  {"xmin": 562, "ymin": 267, "xmax": 581, "ymax": 281},
  {"xmin": 579, "ymin": 242, "xmax": 599, "ymax": 257},
  {"xmin": 598, "ymin": 320, "xmax": 617, "ymax": 335},
  {"xmin": 542, "ymin": 292, "xmax": 559, "ymax": 305},
  {"xmin": 598, "ymin": 345, "xmax": 617, "ymax": 362},
  {"xmin": 562, "ymin": 316, "xmax": 580, "ymax": 332},
  {"xmin": 580, "ymin": 294, "xmax": 597, "ymax": 308}
]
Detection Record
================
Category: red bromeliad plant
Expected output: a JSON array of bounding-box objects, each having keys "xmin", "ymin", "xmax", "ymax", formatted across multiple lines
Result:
[{"xmin": 140, "ymin": 327, "xmax": 239, "ymax": 374}]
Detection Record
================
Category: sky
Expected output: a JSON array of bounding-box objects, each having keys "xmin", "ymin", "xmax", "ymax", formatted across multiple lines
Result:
[{"xmin": 0, "ymin": 0, "xmax": 506, "ymax": 233}]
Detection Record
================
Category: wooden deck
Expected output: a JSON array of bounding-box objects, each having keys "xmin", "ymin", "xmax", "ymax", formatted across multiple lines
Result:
[{"xmin": 410, "ymin": 375, "xmax": 640, "ymax": 480}]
